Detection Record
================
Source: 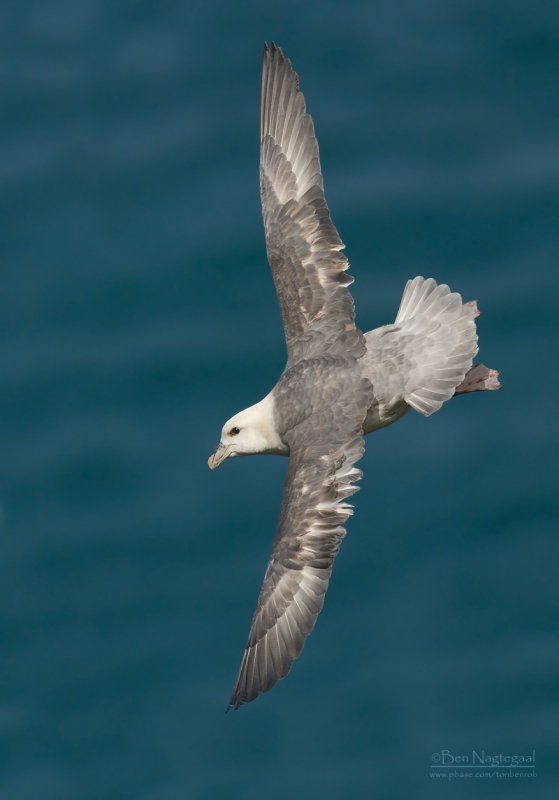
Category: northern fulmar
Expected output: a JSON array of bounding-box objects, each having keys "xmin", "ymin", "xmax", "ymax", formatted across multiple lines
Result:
[{"xmin": 208, "ymin": 43, "xmax": 501, "ymax": 710}]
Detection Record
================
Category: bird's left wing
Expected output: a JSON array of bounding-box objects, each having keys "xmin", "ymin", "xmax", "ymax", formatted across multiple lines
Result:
[
  {"xmin": 228, "ymin": 382, "xmax": 369, "ymax": 710},
  {"xmin": 260, "ymin": 43, "xmax": 359, "ymax": 361}
]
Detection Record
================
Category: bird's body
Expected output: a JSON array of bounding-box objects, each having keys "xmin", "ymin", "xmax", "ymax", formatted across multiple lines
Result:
[{"xmin": 208, "ymin": 43, "xmax": 500, "ymax": 710}]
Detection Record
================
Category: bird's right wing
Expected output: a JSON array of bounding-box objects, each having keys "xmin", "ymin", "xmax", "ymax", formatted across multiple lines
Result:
[{"xmin": 228, "ymin": 371, "xmax": 370, "ymax": 710}]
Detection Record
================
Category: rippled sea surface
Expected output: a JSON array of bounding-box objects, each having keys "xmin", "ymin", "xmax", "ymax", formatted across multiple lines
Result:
[{"xmin": 2, "ymin": 1, "xmax": 558, "ymax": 798}]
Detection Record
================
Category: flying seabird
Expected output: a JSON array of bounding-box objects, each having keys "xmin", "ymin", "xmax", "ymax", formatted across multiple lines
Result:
[{"xmin": 208, "ymin": 43, "xmax": 501, "ymax": 710}]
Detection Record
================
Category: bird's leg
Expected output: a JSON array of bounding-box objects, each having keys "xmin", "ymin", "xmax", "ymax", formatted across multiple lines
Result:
[
  {"xmin": 454, "ymin": 363, "xmax": 501, "ymax": 394},
  {"xmin": 452, "ymin": 300, "xmax": 501, "ymax": 394}
]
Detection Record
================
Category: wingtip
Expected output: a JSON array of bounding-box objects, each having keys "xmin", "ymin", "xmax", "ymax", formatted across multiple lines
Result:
[
  {"xmin": 226, "ymin": 688, "xmax": 246, "ymax": 712},
  {"xmin": 262, "ymin": 41, "xmax": 290, "ymax": 69},
  {"xmin": 263, "ymin": 41, "xmax": 278, "ymax": 58},
  {"xmin": 226, "ymin": 693, "xmax": 245, "ymax": 712}
]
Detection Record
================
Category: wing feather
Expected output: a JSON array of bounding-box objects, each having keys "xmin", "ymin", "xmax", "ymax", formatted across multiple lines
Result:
[
  {"xmin": 228, "ymin": 410, "xmax": 368, "ymax": 710},
  {"xmin": 260, "ymin": 43, "xmax": 357, "ymax": 359}
]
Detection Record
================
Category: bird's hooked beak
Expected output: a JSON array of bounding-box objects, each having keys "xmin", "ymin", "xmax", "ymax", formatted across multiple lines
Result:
[{"xmin": 208, "ymin": 442, "xmax": 231, "ymax": 470}]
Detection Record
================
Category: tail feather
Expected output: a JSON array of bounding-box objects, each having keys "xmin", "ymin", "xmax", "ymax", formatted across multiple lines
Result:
[{"xmin": 395, "ymin": 276, "xmax": 480, "ymax": 416}]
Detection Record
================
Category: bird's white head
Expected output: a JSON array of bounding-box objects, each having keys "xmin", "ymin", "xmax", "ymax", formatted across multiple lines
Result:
[{"xmin": 208, "ymin": 395, "xmax": 287, "ymax": 469}]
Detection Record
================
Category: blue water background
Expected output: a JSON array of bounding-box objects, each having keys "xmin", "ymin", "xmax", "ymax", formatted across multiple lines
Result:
[{"xmin": 2, "ymin": 1, "xmax": 558, "ymax": 798}]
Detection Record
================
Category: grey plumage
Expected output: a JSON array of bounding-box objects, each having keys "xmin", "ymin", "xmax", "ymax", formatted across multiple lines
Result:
[
  {"xmin": 260, "ymin": 42, "xmax": 360, "ymax": 363},
  {"xmin": 212, "ymin": 43, "xmax": 500, "ymax": 711},
  {"xmin": 229, "ymin": 356, "xmax": 371, "ymax": 709}
]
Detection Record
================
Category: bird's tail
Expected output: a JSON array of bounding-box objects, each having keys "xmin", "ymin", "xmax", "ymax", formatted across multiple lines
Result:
[{"xmin": 394, "ymin": 276, "xmax": 500, "ymax": 416}]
